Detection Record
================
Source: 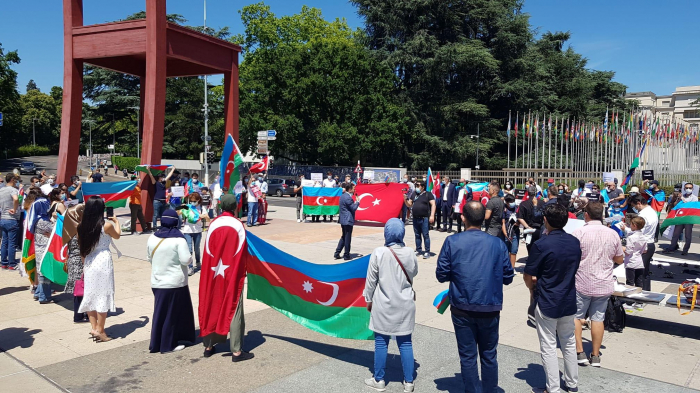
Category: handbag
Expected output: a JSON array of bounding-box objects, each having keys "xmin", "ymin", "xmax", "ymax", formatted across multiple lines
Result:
[
  {"xmin": 74, "ymin": 275, "xmax": 85, "ymax": 297},
  {"xmin": 387, "ymin": 247, "xmax": 415, "ymax": 300}
]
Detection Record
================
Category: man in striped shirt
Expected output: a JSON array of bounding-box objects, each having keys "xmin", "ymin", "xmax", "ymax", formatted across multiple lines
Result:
[{"xmin": 571, "ymin": 202, "xmax": 624, "ymax": 368}]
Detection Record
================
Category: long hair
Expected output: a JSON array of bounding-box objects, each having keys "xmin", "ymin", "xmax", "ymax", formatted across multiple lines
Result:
[
  {"xmin": 78, "ymin": 196, "xmax": 106, "ymax": 258},
  {"xmin": 49, "ymin": 188, "xmax": 62, "ymax": 203}
]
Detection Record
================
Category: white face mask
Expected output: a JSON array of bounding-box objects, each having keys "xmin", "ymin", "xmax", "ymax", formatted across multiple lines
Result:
[
  {"xmin": 47, "ymin": 179, "xmax": 55, "ymax": 185},
  {"xmin": 684, "ymin": 189, "xmax": 693, "ymax": 196},
  {"xmin": 34, "ymin": 182, "xmax": 40, "ymax": 187}
]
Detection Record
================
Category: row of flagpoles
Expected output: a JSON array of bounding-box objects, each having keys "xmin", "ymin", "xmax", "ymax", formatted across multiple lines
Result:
[{"xmin": 505, "ymin": 108, "xmax": 700, "ymax": 174}]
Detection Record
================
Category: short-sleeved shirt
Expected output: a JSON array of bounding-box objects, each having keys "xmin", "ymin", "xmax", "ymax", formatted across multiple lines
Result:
[
  {"xmin": 524, "ymin": 229, "xmax": 582, "ymax": 319},
  {"xmin": 154, "ymin": 180, "xmax": 171, "ymax": 200},
  {"xmin": 91, "ymin": 173, "xmax": 103, "ymax": 182},
  {"xmin": 485, "ymin": 197, "xmax": 504, "ymax": 236},
  {"xmin": 67, "ymin": 185, "xmax": 84, "ymax": 203},
  {"xmin": 200, "ymin": 193, "xmax": 212, "ymax": 207},
  {"xmin": 410, "ymin": 190, "xmax": 434, "ymax": 218},
  {"xmin": 606, "ymin": 188, "xmax": 623, "ymax": 201},
  {"xmin": 516, "ymin": 198, "xmax": 542, "ymax": 228},
  {"xmin": 572, "ymin": 221, "xmax": 624, "ymax": 297},
  {"xmin": 129, "ymin": 186, "xmax": 142, "ymax": 205},
  {"xmin": 0, "ymin": 186, "xmax": 20, "ymax": 220}
]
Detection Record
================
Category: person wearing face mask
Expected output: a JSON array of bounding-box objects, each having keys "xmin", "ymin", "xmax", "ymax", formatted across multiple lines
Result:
[
  {"xmin": 148, "ymin": 166, "xmax": 176, "ymax": 230},
  {"xmin": 188, "ymin": 173, "xmax": 202, "ymax": 194},
  {"xmin": 643, "ymin": 179, "xmax": 665, "ymax": 241},
  {"xmin": 452, "ymin": 180, "xmax": 473, "ymax": 233},
  {"xmin": 619, "ymin": 185, "xmax": 639, "ymax": 212},
  {"xmin": 401, "ymin": 175, "xmax": 415, "ymax": 223},
  {"xmin": 128, "ymin": 175, "xmax": 149, "ymax": 235},
  {"xmin": 67, "ymin": 175, "xmax": 84, "ymax": 203},
  {"xmin": 181, "ymin": 192, "xmax": 204, "ymax": 275},
  {"xmin": 603, "ymin": 181, "xmax": 624, "ymax": 204},
  {"xmin": 322, "ymin": 172, "xmax": 337, "ymax": 222},
  {"xmin": 664, "ymin": 182, "xmax": 698, "ymax": 255},
  {"xmin": 503, "ymin": 181, "xmax": 514, "ymax": 196},
  {"xmin": 246, "ymin": 175, "xmax": 262, "ymax": 227},
  {"xmin": 502, "ymin": 194, "xmax": 520, "ymax": 268},
  {"xmin": 404, "ymin": 181, "xmax": 436, "ymax": 259},
  {"xmin": 257, "ymin": 175, "xmax": 269, "ymax": 225},
  {"xmin": 294, "ymin": 174, "xmax": 307, "ymax": 223},
  {"xmin": 621, "ymin": 195, "xmax": 658, "ymax": 290},
  {"xmin": 440, "ymin": 176, "xmax": 457, "ymax": 232}
]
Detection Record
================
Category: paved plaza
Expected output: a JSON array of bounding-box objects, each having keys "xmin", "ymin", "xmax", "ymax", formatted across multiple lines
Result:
[{"xmin": 1, "ymin": 200, "xmax": 700, "ymax": 392}]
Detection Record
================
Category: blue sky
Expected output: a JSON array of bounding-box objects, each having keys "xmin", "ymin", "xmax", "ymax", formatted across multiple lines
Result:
[{"xmin": 1, "ymin": 0, "xmax": 698, "ymax": 95}]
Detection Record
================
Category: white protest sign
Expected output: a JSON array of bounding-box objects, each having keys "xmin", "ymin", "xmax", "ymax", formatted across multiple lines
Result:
[
  {"xmin": 310, "ymin": 173, "xmax": 323, "ymax": 182},
  {"xmin": 563, "ymin": 218, "xmax": 586, "ymax": 234},
  {"xmin": 602, "ymin": 172, "xmax": 614, "ymax": 184},
  {"xmin": 171, "ymin": 186, "xmax": 185, "ymax": 198},
  {"xmin": 363, "ymin": 170, "xmax": 375, "ymax": 180},
  {"xmin": 301, "ymin": 179, "xmax": 315, "ymax": 187}
]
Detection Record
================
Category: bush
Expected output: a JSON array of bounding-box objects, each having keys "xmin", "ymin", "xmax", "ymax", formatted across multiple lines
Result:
[
  {"xmin": 112, "ymin": 156, "xmax": 141, "ymax": 172},
  {"xmin": 16, "ymin": 145, "xmax": 51, "ymax": 157}
]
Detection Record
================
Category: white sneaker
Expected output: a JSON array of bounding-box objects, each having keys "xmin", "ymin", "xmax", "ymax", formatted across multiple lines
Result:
[
  {"xmin": 173, "ymin": 344, "xmax": 185, "ymax": 352},
  {"xmin": 364, "ymin": 378, "xmax": 386, "ymax": 391},
  {"xmin": 297, "ymin": 219, "xmax": 301, "ymax": 223},
  {"xmin": 404, "ymin": 381, "xmax": 415, "ymax": 392}
]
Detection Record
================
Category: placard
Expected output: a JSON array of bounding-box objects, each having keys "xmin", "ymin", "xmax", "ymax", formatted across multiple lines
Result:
[
  {"xmin": 234, "ymin": 181, "xmax": 244, "ymax": 195},
  {"xmin": 363, "ymin": 170, "xmax": 375, "ymax": 180},
  {"xmin": 301, "ymin": 179, "xmax": 315, "ymax": 187},
  {"xmin": 513, "ymin": 189, "xmax": 526, "ymax": 200},
  {"xmin": 642, "ymin": 170, "xmax": 654, "ymax": 180},
  {"xmin": 563, "ymin": 218, "xmax": 586, "ymax": 234},
  {"xmin": 171, "ymin": 186, "xmax": 185, "ymax": 197},
  {"xmin": 310, "ymin": 173, "xmax": 323, "ymax": 182},
  {"xmin": 602, "ymin": 172, "xmax": 614, "ymax": 184},
  {"xmin": 249, "ymin": 184, "xmax": 262, "ymax": 199}
]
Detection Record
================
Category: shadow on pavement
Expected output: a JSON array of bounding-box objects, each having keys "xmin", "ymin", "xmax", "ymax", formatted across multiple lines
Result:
[
  {"xmin": 0, "ymin": 327, "xmax": 42, "ymax": 351},
  {"xmin": 514, "ymin": 363, "xmax": 547, "ymax": 389},
  {"xmin": 106, "ymin": 316, "xmax": 149, "ymax": 339},
  {"xmin": 0, "ymin": 286, "xmax": 27, "ymax": 297},
  {"xmin": 626, "ymin": 314, "xmax": 700, "ymax": 340},
  {"xmin": 434, "ymin": 374, "xmax": 506, "ymax": 393}
]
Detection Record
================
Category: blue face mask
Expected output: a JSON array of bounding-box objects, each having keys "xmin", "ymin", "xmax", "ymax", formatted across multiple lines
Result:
[
  {"xmin": 558, "ymin": 190, "xmax": 563, "ymax": 195},
  {"xmin": 509, "ymin": 202, "xmax": 516, "ymax": 208},
  {"xmin": 632, "ymin": 207, "xmax": 639, "ymax": 213}
]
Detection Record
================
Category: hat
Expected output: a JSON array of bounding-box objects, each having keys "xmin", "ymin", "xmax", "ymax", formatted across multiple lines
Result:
[
  {"xmin": 650, "ymin": 180, "xmax": 659, "ymax": 186},
  {"xmin": 220, "ymin": 193, "xmax": 237, "ymax": 212}
]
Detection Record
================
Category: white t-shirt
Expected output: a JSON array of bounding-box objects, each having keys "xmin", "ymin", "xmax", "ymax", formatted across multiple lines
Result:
[
  {"xmin": 212, "ymin": 183, "xmax": 222, "ymax": 200},
  {"xmin": 247, "ymin": 180, "xmax": 261, "ymax": 200},
  {"xmin": 625, "ymin": 205, "xmax": 658, "ymax": 244},
  {"xmin": 323, "ymin": 178, "xmax": 337, "ymax": 188},
  {"xmin": 260, "ymin": 180, "xmax": 269, "ymax": 194}
]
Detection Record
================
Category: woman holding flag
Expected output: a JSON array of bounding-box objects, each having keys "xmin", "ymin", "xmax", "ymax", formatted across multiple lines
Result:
[{"xmin": 180, "ymin": 192, "xmax": 204, "ymax": 276}]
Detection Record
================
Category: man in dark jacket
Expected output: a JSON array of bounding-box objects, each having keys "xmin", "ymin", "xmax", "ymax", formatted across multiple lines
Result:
[
  {"xmin": 441, "ymin": 177, "xmax": 457, "ymax": 232},
  {"xmin": 436, "ymin": 201, "xmax": 514, "ymax": 393},
  {"xmin": 334, "ymin": 183, "xmax": 360, "ymax": 260}
]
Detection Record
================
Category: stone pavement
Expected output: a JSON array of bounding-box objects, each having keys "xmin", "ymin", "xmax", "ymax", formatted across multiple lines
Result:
[{"xmin": 1, "ymin": 199, "xmax": 700, "ymax": 392}]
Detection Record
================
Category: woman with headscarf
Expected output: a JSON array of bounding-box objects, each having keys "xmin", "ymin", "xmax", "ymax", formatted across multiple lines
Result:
[
  {"xmin": 63, "ymin": 204, "xmax": 87, "ymax": 323},
  {"xmin": 147, "ymin": 208, "xmax": 195, "ymax": 353},
  {"xmin": 363, "ymin": 218, "xmax": 418, "ymax": 392},
  {"xmin": 78, "ymin": 196, "xmax": 121, "ymax": 342},
  {"xmin": 26, "ymin": 189, "xmax": 54, "ymax": 304}
]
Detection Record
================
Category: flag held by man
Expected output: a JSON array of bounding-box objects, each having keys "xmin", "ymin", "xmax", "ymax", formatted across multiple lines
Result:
[
  {"xmin": 82, "ymin": 181, "xmax": 137, "ymax": 208},
  {"xmin": 354, "ymin": 183, "xmax": 406, "ymax": 224},
  {"xmin": 39, "ymin": 213, "xmax": 68, "ymax": 286},
  {"xmin": 303, "ymin": 187, "xmax": 342, "ymax": 216},
  {"xmin": 220, "ymin": 134, "xmax": 246, "ymax": 193}
]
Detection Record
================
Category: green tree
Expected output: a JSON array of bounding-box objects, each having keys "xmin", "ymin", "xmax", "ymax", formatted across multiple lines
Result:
[
  {"xmin": 26, "ymin": 79, "xmax": 39, "ymax": 93},
  {"xmin": 20, "ymin": 89, "xmax": 61, "ymax": 148},
  {"xmin": 0, "ymin": 42, "xmax": 23, "ymax": 148}
]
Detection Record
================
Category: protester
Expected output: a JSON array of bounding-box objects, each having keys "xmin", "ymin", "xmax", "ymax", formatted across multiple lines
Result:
[
  {"xmin": 322, "ymin": 171, "xmax": 337, "ymax": 222},
  {"xmin": 436, "ymin": 201, "xmax": 514, "ymax": 393},
  {"xmin": 257, "ymin": 175, "xmax": 268, "ymax": 225},
  {"xmin": 90, "ymin": 168, "xmax": 104, "ymax": 183},
  {"xmin": 0, "ymin": 174, "xmax": 20, "ymax": 270},
  {"xmin": 48, "ymin": 188, "xmax": 67, "ymax": 217},
  {"xmin": 484, "ymin": 182, "xmax": 504, "ymax": 239},
  {"xmin": 622, "ymin": 195, "xmax": 658, "ymax": 291},
  {"xmin": 31, "ymin": 194, "xmax": 54, "ymax": 304},
  {"xmin": 502, "ymin": 194, "xmax": 520, "ymax": 268},
  {"xmin": 199, "ymin": 187, "xmax": 213, "ymax": 229},
  {"xmin": 125, "ymin": 175, "xmax": 147, "ymax": 235},
  {"xmin": 363, "ymin": 218, "xmax": 417, "ymax": 392},
  {"xmin": 604, "ymin": 181, "xmax": 624, "ymax": 204},
  {"xmin": 528, "ymin": 177, "xmax": 543, "ymax": 194},
  {"xmin": 335, "ymin": 183, "xmax": 360, "ymax": 261},
  {"xmin": 624, "ymin": 216, "xmax": 647, "ymax": 289},
  {"xmin": 453, "ymin": 179, "xmax": 472, "ymax": 233},
  {"xmin": 294, "ymin": 174, "xmax": 306, "ymax": 223},
  {"xmin": 572, "ymin": 179, "xmax": 587, "ymax": 199},
  {"xmin": 665, "ymin": 182, "xmax": 698, "ymax": 255},
  {"xmin": 644, "ymin": 179, "xmax": 665, "ymax": 241},
  {"xmin": 200, "ymin": 194, "xmax": 254, "ymax": 362},
  {"xmin": 181, "ymin": 192, "xmax": 204, "ymax": 275},
  {"xmin": 78, "ymin": 196, "xmax": 121, "ymax": 343},
  {"xmin": 619, "ymin": 185, "xmax": 639, "ymax": 211},
  {"xmin": 524, "ymin": 204, "xmax": 581, "ymax": 393},
  {"xmin": 147, "ymin": 208, "xmax": 195, "ymax": 353},
  {"xmin": 517, "ymin": 186, "xmax": 543, "ymax": 253},
  {"xmin": 189, "ymin": 173, "xmax": 202, "ymax": 194},
  {"xmin": 503, "ymin": 181, "xmax": 514, "ymax": 195},
  {"xmin": 67, "ymin": 175, "xmax": 84, "ymax": 203},
  {"xmin": 63, "ymin": 204, "xmax": 87, "ymax": 323},
  {"xmin": 148, "ymin": 166, "xmax": 176, "ymax": 230},
  {"xmin": 572, "ymin": 202, "xmax": 624, "ymax": 367},
  {"xmin": 246, "ymin": 176, "xmax": 262, "ymax": 227},
  {"xmin": 405, "ymin": 181, "xmax": 436, "ymax": 259},
  {"xmin": 440, "ymin": 176, "xmax": 457, "ymax": 232}
]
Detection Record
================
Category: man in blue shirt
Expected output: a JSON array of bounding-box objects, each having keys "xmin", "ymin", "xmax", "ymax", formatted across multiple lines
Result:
[
  {"xmin": 524, "ymin": 203, "xmax": 581, "ymax": 393},
  {"xmin": 436, "ymin": 201, "xmax": 514, "ymax": 393}
]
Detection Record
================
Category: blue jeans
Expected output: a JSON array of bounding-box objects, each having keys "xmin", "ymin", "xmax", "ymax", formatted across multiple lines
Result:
[
  {"xmin": 184, "ymin": 232, "xmax": 202, "ymax": 267},
  {"xmin": 373, "ymin": 334, "xmax": 414, "ymax": 383},
  {"xmin": 452, "ymin": 311, "xmax": 500, "ymax": 393},
  {"xmin": 504, "ymin": 233, "xmax": 520, "ymax": 255},
  {"xmin": 0, "ymin": 219, "xmax": 19, "ymax": 267},
  {"xmin": 412, "ymin": 217, "xmax": 430, "ymax": 253},
  {"xmin": 152, "ymin": 200, "xmax": 167, "ymax": 229},
  {"xmin": 35, "ymin": 276, "xmax": 53, "ymax": 302},
  {"xmin": 247, "ymin": 202, "xmax": 258, "ymax": 226}
]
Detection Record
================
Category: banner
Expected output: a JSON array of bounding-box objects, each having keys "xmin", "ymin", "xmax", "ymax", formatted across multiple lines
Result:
[
  {"xmin": 354, "ymin": 183, "xmax": 406, "ymax": 223},
  {"xmin": 39, "ymin": 213, "xmax": 68, "ymax": 285},
  {"xmin": 82, "ymin": 180, "xmax": 138, "ymax": 208}
]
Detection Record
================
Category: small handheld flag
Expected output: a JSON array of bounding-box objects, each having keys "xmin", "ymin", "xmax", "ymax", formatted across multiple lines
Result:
[{"xmin": 433, "ymin": 290, "xmax": 449, "ymax": 314}]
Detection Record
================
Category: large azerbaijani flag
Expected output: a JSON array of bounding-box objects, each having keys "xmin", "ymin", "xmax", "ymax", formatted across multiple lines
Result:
[
  {"xmin": 21, "ymin": 202, "xmax": 42, "ymax": 284},
  {"xmin": 246, "ymin": 232, "xmax": 373, "ymax": 340},
  {"xmin": 82, "ymin": 180, "xmax": 138, "ymax": 208},
  {"xmin": 302, "ymin": 187, "xmax": 342, "ymax": 215},
  {"xmin": 661, "ymin": 201, "xmax": 700, "ymax": 231},
  {"xmin": 135, "ymin": 164, "xmax": 172, "ymax": 176},
  {"xmin": 39, "ymin": 213, "xmax": 68, "ymax": 286},
  {"xmin": 220, "ymin": 134, "xmax": 245, "ymax": 193}
]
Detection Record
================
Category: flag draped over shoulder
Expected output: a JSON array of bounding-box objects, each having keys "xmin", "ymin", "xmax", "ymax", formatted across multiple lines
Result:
[
  {"xmin": 246, "ymin": 232, "xmax": 373, "ymax": 340},
  {"xmin": 354, "ymin": 183, "xmax": 406, "ymax": 224},
  {"xmin": 220, "ymin": 134, "xmax": 245, "ymax": 193},
  {"xmin": 661, "ymin": 201, "xmax": 700, "ymax": 231},
  {"xmin": 82, "ymin": 181, "xmax": 137, "ymax": 208},
  {"xmin": 39, "ymin": 213, "xmax": 68, "ymax": 286},
  {"xmin": 302, "ymin": 187, "xmax": 342, "ymax": 215},
  {"xmin": 135, "ymin": 165, "xmax": 172, "ymax": 176}
]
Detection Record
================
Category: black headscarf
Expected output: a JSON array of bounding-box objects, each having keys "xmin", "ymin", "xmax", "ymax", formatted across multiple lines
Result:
[{"xmin": 154, "ymin": 209, "xmax": 185, "ymax": 239}]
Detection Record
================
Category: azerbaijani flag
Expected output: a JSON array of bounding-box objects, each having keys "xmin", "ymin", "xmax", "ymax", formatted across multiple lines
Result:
[
  {"xmin": 246, "ymin": 232, "xmax": 373, "ymax": 339},
  {"xmin": 39, "ymin": 213, "xmax": 68, "ymax": 286},
  {"xmin": 220, "ymin": 134, "xmax": 245, "ymax": 193},
  {"xmin": 661, "ymin": 201, "xmax": 700, "ymax": 231},
  {"xmin": 647, "ymin": 189, "xmax": 666, "ymax": 214},
  {"xmin": 426, "ymin": 168, "xmax": 434, "ymax": 192},
  {"xmin": 135, "ymin": 164, "xmax": 172, "ymax": 176},
  {"xmin": 621, "ymin": 139, "xmax": 647, "ymax": 188},
  {"xmin": 302, "ymin": 187, "xmax": 342, "ymax": 215},
  {"xmin": 468, "ymin": 182, "xmax": 491, "ymax": 206},
  {"xmin": 433, "ymin": 289, "xmax": 449, "ymax": 314},
  {"xmin": 21, "ymin": 204, "xmax": 40, "ymax": 285},
  {"xmin": 82, "ymin": 180, "xmax": 138, "ymax": 208}
]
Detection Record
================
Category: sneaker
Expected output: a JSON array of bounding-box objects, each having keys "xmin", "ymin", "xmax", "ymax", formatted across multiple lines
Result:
[
  {"xmin": 1, "ymin": 265, "xmax": 7, "ymax": 270},
  {"xmin": 364, "ymin": 378, "xmax": 386, "ymax": 392},
  {"xmin": 634, "ymin": 302, "xmax": 645, "ymax": 311},
  {"xmin": 7, "ymin": 266, "xmax": 17, "ymax": 271},
  {"xmin": 231, "ymin": 351, "xmax": 254, "ymax": 362},
  {"xmin": 565, "ymin": 386, "xmax": 579, "ymax": 392},
  {"xmin": 577, "ymin": 352, "xmax": 589, "ymax": 366},
  {"xmin": 297, "ymin": 219, "xmax": 301, "ymax": 223},
  {"xmin": 590, "ymin": 354, "xmax": 601, "ymax": 367},
  {"xmin": 622, "ymin": 304, "xmax": 635, "ymax": 314},
  {"xmin": 415, "ymin": 251, "xmax": 421, "ymax": 256},
  {"xmin": 172, "ymin": 344, "xmax": 185, "ymax": 352},
  {"xmin": 423, "ymin": 252, "xmax": 430, "ymax": 259},
  {"xmin": 188, "ymin": 267, "xmax": 194, "ymax": 276},
  {"xmin": 404, "ymin": 381, "xmax": 415, "ymax": 392}
]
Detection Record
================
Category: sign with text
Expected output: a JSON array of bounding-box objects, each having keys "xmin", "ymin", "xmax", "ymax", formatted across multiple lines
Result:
[
  {"xmin": 171, "ymin": 186, "xmax": 185, "ymax": 198},
  {"xmin": 514, "ymin": 189, "xmax": 526, "ymax": 200},
  {"xmin": 642, "ymin": 170, "xmax": 654, "ymax": 180},
  {"xmin": 310, "ymin": 173, "xmax": 323, "ymax": 182},
  {"xmin": 602, "ymin": 172, "xmax": 614, "ymax": 184},
  {"xmin": 363, "ymin": 170, "xmax": 375, "ymax": 180}
]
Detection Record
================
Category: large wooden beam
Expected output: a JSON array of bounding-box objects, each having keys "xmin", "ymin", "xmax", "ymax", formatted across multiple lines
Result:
[
  {"xmin": 222, "ymin": 54, "xmax": 240, "ymax": 142},
  {"xmin": 57, "ymin": 0, "xmax": 84, "ymax": 184}
]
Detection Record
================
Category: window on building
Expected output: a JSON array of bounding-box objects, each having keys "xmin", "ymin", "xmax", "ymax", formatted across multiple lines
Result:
[
  {"xmin": 683, "ymin": 110, "xmax": 700, "ymax": 119},
  {"xmin": 662, "ymin": 100, "xmax": 671, "ymax": 105}
]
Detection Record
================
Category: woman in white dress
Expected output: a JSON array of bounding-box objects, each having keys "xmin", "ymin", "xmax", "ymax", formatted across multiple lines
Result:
[{"xmin": 77, "ymin": 196, "xmax": 121, "ymax": 342}]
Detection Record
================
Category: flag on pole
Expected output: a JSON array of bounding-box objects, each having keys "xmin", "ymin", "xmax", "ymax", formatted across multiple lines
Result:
[
  {"xmin": 21, "ymin": 200, "xmax": 48, "ymax": 285},
  {"xmin": 432, "ymin": 172, "xmax": 441, "ymax": 199},
  {"xmin": 250, "ymin": 156, "xmax": 269, "ymax": 174},
  {"xmin": 220, "ymin": 134, "xmax": 246, "ymax": 193},
  {"xmin": 135, "ymin": 164, "xmax": 172, "ymax": 176},
  {"xmin": 426, "ymin": 167, "xmax": 434, "ymax": 192},
  {"xmin": 507, "ymin": 112, "xmax": 511, "ymax": 138},
  {"xmin": 621, "ymin": 139, "xmax": 647, "ymax": 187},
  {"xmin": 39, "ymin": 213, "xmax": 68, "ymax": 286},
  {"xmin": 82, "ymin": 181, "xmax": 138, "ymax": 208}
]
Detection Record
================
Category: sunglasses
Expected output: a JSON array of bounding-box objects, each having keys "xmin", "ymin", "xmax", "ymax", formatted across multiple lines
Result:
[{"xmin": 592, "ymin": 187, "xmax": 599, "ymax": 190}]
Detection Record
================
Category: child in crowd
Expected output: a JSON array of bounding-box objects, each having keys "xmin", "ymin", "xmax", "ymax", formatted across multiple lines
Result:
[
  {"xmin": 200, "ymin": 187, "xmax": 212, "ymax": 229},
  {"xmin": 623, "ymin": 216, "xmax": 647, "ymax": 288}
]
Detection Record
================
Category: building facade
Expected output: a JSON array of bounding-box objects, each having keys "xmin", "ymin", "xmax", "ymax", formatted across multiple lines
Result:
[{"xmin": 626, "ymin": 85, "xmax": 700, "ymax": 131}]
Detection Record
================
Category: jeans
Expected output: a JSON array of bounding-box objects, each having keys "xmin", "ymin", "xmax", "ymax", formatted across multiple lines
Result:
[
  {"xmin": 295, "ymin": 197, "xmax": 306, "ymax": 221},
  {"xmin": 73, "ymin": 296, "xmax": 86, "ymax": 322},
  {"xmin": 452, "ymin": 311, "xmax": 500, "ymax": 393},
  {"xmin": 184, "ymin": 232, "xmax": 202, "ymax": 267},
  {"xmin": 373, "ymin": 334, "xmax": 414, "ymax": 383},
  {"xmin": 335, "ymin": 225, "xmax": 353, "ymax": 257},
  {"xmin": 0, "ymin": 219, "xmax": 19, "ymax": 267},
  {"xmin": 152, "ymin": 199, "xmax": 167, "ymax": 229},
  {"xmin": 129, "ymin": 203, "xmax": 148, "ymax": 233},
  {"xmin": 535, "ymin": 306, "xmax": 578, "ymax": 393},
  {"xmin": 412, "ymin": 217, "xmax": 430, "ymax": 253},
  {"xmin": 35, "ymin": 276, "xmax": 53, "ymax": 302},
  {"xmin": 504, "ymin": 233, "xmax": 520, "ymax": 255},
  {"xmin": 247, "ymin": 202, "xmax": 259, "ymax": 226},
  {"xmin": 669, "ymin": 224, "xmax": 693, "ymax": 253}
]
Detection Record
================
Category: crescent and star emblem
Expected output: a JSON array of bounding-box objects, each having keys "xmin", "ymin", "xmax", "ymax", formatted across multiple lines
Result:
[
  {"xmin": 301, "ymin": 280, "xmax": 339, "ymax": 306},
  {"xmin": 356, "ymin": 193, "xmax": 380, "ymax": 211},
  {"xmin": 315, "ymin": 197, "xmax": 328, "ymax": 205},
  {"xmin": 205, "ymin": 217, "xmax": 246, "ymax": 281},
  {"xmin": 60, "ymin": 244, "xmax": 69, "ymax": 261}
]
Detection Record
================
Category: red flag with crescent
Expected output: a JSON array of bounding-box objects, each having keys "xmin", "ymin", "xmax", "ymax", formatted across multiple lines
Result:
[
  {"xmin": 354, "ymin": 183, "xmax": 406, "ymax": 224},
  {"xmin": 249, "ymin": 156, "xmax": 269, "ymax": 174},
  {"xmin": 198, "ymin": 212, "xmax": 248, "ymax": 337}
]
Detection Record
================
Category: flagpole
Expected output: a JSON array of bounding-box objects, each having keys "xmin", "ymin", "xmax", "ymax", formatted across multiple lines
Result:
[
  {"xmin": 507, "ymin": 110, "xmax": 511, "ymax": 171},
  {"xmin": 548, "ymin": 114, "xmax": 552, "ymax": 170}
]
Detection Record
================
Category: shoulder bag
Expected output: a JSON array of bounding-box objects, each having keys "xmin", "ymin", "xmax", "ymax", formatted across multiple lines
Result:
[{"xmin": 387, "ymin": 247, "xmax": 415, "ymax": 300}]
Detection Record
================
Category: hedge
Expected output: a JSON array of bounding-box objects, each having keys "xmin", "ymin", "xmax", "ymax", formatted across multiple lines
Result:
[
  {"xmin": 16, "ymin": 145, "xmax": 51, "ymax": 157},
  {"xmin": 111, "ymin": 156, "xmax": 141, "ymax": 172}
]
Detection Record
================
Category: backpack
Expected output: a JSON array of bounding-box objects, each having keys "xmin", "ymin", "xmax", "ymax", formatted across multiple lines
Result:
[{"xmin": 604, "ymin": 296, "xmax": 626, "ymax": 333}]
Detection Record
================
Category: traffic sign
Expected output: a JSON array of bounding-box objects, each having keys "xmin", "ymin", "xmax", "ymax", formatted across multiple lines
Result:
[
  {"xmin": 201, "ymin": 135, "xmax": 212, "ymax": 141},
  {"xmin": 257, "ymin": 130, "xmax": 267, "ymax": 137},
  {"xmin": 267, "ymin": 130, "xmax": 277, "ymax": 137},
  {"xmin": 257, "ymin": 136, "xmax": 268, "ymax": 140}
]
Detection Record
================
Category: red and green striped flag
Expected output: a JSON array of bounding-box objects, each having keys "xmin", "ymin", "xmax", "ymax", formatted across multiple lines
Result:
[
  {"xmin": 661, "ymin": 201, "xmax": 700, "ymax": 231},
  {"xmin": 220, "ymin": 134, "xmax": 245, "ymax": 194},
  {"xmin": 135, "ymin": 164, "xmax": 172, "ymax": 176},
  {"xmin": 39, "ymin": 213, "xmax": 68, "ymax": 286},
  {"xmin": 246, "ymin": 232, "xmax": 373, "ymax": 339},
  {"xmin": 426, "ymin": 167, "xmax": 434, "ymax": 192},
  {"xmin": 302, "ymin": 187, "xmax": 342, "ymax": 215},
  {"xmin": 433, "ymin": 289, "xmax": 449, "ymax": 314},
  {"xmin": 82, "ymin": 180, "xmax": 138, "ymax": 208}
]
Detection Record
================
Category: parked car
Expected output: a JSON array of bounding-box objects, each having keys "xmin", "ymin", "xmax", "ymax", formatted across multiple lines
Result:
[
  {"xmin": 265, "ymin": 178, "xmax": 298, "ymax": 197},
  {"xmin": 19, "ymin": 161, "xmax": 37, "ymax": 175}
]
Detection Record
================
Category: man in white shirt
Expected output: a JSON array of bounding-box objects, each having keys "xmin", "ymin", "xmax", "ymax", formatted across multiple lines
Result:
[
  {"xmin": 621, "ymin": 195, "xmax": 659, "ymax": 291},
  {"xmin": 322, "ymin": 171, "xmax": 337, "ymax": 222},
  {"xmin": 246, "ymin": 177, "xmax": 262, "ymax": 227}
]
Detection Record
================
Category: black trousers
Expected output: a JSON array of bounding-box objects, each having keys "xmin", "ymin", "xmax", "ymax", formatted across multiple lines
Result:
[
  {"xmin": 626, "ymin": 268, "xmax": 645, "ymax": 288},
  {"xmin": 73, "ymin": 296, "xmax": 86, "ymax": 322},
  {"xmin": 130, "ymin": 203, "xmax": 148, "ymax": 233},
  {"xmin": 434, "ymin": 203, "xmax": 442, "ymax": 228},
  {"xmin": 335, "ymin": 224, "xmax": 353, "ymax": 257},
  {"xmin": 641, "ymin": 242, "xmax": 656, "ymax": 290},
  {"xmin": 441, "ymin": 204, "xmax": 453, "ymax": 230},
  {"xmin": 669, "ymin": 224, "xmax": 693, "ymax": 253}
]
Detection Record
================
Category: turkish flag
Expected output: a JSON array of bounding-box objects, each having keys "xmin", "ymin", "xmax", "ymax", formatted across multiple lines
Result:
[
  {"xmin": 198, "ymin": 212, "xmax": 248, "ymax": 337},
  {"xmin": 355, "ymin": 183, "xmax": 407, "ymax": 223},
  {"xmin": 250, "ymin": 156, "xmax": 269, "ymax": 173}
]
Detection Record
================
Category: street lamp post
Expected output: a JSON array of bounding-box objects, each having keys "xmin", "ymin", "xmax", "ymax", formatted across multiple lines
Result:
[
  {"xmin": 468, "ymin": 123, "xmax": 481, "ymax": 170},
  {"xmin": 128, "ymin": 106, "xmax": 140, "ymax": 159},
  {"xmin": 32, "ymin": 118, "xmax": 38, "ymax": 147},
  {"xmin": 82, "ymin": 119, "xmax": 96, "ymax": 168},
  {"xmin": 202, "ymin": 0, "xmax": 210, "ymax": 187}
]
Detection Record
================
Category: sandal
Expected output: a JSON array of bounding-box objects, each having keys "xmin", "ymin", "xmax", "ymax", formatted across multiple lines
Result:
[{"xmin": 95, "ymin": 332, "xmax": 113, "ymax": 343}]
